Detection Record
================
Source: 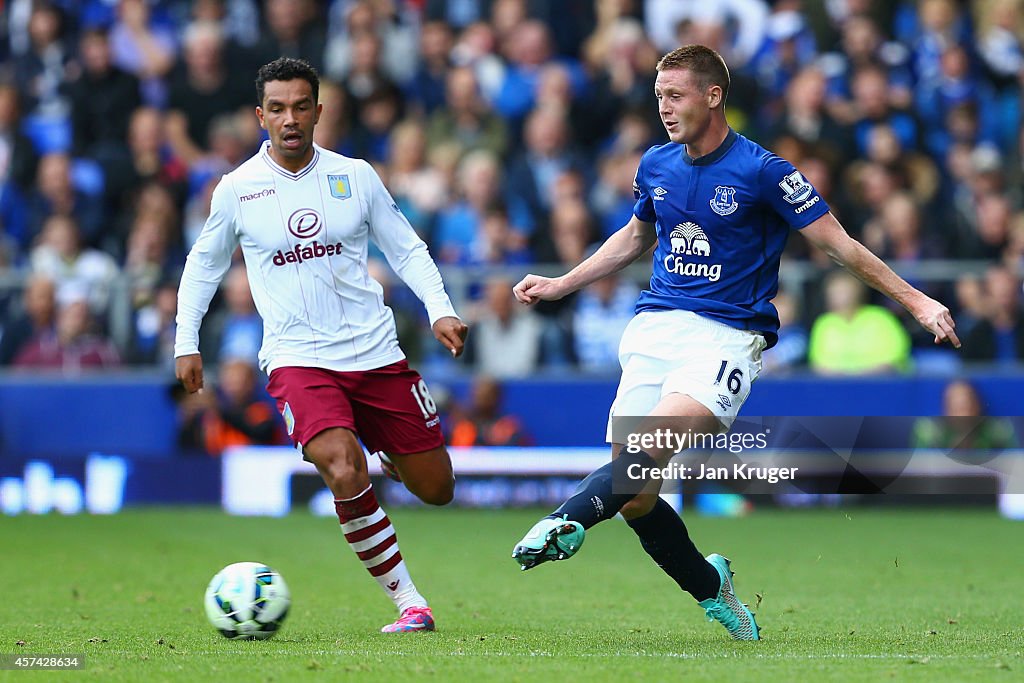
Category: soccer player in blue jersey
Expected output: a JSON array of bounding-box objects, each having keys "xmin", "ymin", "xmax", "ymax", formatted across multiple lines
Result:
[{"xmin": 509, "ymin": 45, "xmax": 960, "ymax": 640}]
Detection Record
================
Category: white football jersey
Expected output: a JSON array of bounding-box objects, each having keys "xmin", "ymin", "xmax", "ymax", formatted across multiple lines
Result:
[{"xmin": 175, "ymin": 142, "xmax": 459, "ymax": 373}]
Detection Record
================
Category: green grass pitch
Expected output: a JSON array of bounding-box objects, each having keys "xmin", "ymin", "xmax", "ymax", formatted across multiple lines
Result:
[{"xmin": 1, "ymin": 507, "xmax": 1021, "ymax": 682}]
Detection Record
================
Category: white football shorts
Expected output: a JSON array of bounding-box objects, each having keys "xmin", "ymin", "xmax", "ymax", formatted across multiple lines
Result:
[{"xmin": 605, "ymin": 309, "xmax": 767, "ymax": 442}]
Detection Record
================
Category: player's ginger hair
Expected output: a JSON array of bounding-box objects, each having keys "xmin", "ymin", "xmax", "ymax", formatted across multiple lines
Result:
[{"xmin": 656, "ymin": 45, "xmax": 731, "ymax": 105}]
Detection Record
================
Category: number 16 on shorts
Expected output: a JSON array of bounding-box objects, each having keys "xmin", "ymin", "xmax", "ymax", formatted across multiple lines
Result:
[{"xmin": 713, "ymin": 360, "xmax": 745, "ymax": 396}]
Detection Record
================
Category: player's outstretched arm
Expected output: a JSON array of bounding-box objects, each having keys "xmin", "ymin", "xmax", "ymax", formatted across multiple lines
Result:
[
  {"xmin": 801, "ymin": 213, "xmax": 961, "ymax": 348},
  {"xmin": 513, "ymin": 216, "xmax": 656, "ymax": 305},
  {"xmin": 176, "ymin": 353, "xmax": 205, "ymax": 393}
]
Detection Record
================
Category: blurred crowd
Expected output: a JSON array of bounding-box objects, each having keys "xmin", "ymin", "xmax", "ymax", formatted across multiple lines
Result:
[{"xmin": 0, "ymin": 0, "xmax": 1023, "ymax": 381}]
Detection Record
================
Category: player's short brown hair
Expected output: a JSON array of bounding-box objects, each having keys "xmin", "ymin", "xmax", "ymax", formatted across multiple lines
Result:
[{"xmin": 656, "ymin": 45, "xmax": 730, "ymax": 104}]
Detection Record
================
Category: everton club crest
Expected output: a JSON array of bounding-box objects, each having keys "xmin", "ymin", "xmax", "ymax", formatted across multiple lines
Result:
[{"xmin": 709, "ymin": 185, "xmax": 738, "ymax": 216}]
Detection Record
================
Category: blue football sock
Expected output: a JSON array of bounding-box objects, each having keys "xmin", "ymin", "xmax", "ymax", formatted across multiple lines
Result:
[
  {"xmin": 547, "ymin": 448, "xmax": 657, "ymax": 529},
  {"xmin": 626, "ymin": 497, "xmax": 721, "ymax": 602}
]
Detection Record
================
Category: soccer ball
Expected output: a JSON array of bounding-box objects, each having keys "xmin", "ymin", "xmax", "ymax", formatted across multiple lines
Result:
[{"xmin": 204, "ymin": 562, "xmax": 290, "ymax": 640}]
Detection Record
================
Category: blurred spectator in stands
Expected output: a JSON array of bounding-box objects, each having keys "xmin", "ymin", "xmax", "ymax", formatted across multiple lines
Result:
[
  {"xmin": 976, "ymin": 0, "xmax": 1023, "ymax": 149},
  {"xmin": 862, "ymin": 192, "xmax": 945, "ymax": 264},
  {"xmin": 916, "ymin": 43, "xmax": 999, "ymax": 161},
  {"xmin": 491, "ymin": 0, "xmax": 528, "ymax": 51},
  {"xmin": 643, "ymin": 0, "xmax": 768, "ymax": 67},
  {"xmin": 68, "ymin": 26, "xmax": 140, "ymax": 170},
  {"xmin": 528, "ymin": 184, "xmax": 596, "ymax": 369},
  {"xmin": 449, "ymin": 20, "xmax": 505, "ymax": 97},
  {"xmin": 962, "ymin": 266, "xmax": 1024, "ymax": 363},
  {"xmin": 325, "ymin": 0, "xmax": 418, "ymax": 88},
  {"xmin": 0, "ymin": 274, "xmax": 56, "ymax": 366},
  {"xmin": 768, "ymin": 67, "xmax": 851, "ymax": 164},
  {"xmin": 572, "ymin": 273, "xmax": 638, "ymax": 374},
  {"xmin": 127, "ymin": 277, "xmax": 178, "ymax": 367},
  {"xmin": 474, "ymin": 203, "xmax": 531, "ymax": 265},
  {"xmin": 957, "ymin": 192, "xmax": 1014, "ymax": 260},
  {"xmin": 405, "ymin": 20, "xmax": 454, "ymax": 116},
  {"xmin": 581, "ymin": 17, "xmax": 660, "ymax": 141},
  {"xmin": 349, "ymin": 82, "xmax": 403, "ymax": 162},
  {"xmin": 206, "ymin": 265, "xmax": 263, "ymax": 366},
  {"xmin": 252, "ymin": 0, "xmax": 325, "ymax": 72},
  {"xmin": 822, "ymin": 14, "xmax": 913, "ymax": 124},
  {"xmin": 104, "ymin": 106, "xmax": 187, "ymax": 218},
  {"xmin": 337, "ymin": 32, "xmax": 404, "ymax": 150},
  {"xmin": 864, "ymin": 123, "xmax": 940, "ymax": 207},
  {"xmin": 492, "ymin": 19, "xmax": 575, "ymax": 123},
  {"xmin": 426, "ymin": 65, "xmax": 507, "ymax": 158},
  {"xmin": 466, "ymin": 276, "xmax": 542, "ymax": 378},
  {"xmin": 386, "ymin": 120, "xmax": 448, "ymax": 236},
  {"xmin": 183, "ymin": 175, "xmax": 219, "ymax": 250},
  {"xmin": 120, "ymin": 181, "xmax": 182, "ymax": 256},
  {"xmin": 749, "ymin": 7, "xmax": 818, "ymax": 115},
  {"xmin": 842, "ymin": 160, "xmax": 905, "ymax": 240},
  {"xmin": 109, "ymin": 0, "xmax": 177, "ymax": 106},
  {"xmin": 449, "ymin": 375, "xmax": 531, "ymax": 446},
  {"xmin": 536, "ymin": 193, "xmax": 597, "ymax": 267},
  {"xmin": 847, "ymin": 63, "xmax": 918, "ymax": 157},
  {"xmin": 166, "ymin": 20, "xmax": 252, "ymax": 167},
  {"xmin": 912, "ymin": 379, "xmax": 1017, "ymax": 450},
  {"xmin": 0, "ymin": 82, "xmax": 38, "ymax": 249},
  {"xmin": 176, "ymin": 357, "xmax": 282, "ymax": 456},
  {"xmin": 12, "ymin": 1, "xmax": 71, "ymax": 142},
  {"xmin": 434, "ymin": 150, "xmax": 521, "ymax": 264},
  {"xmin": 425, "ymin": 0, "xmax": 493, "ymax": 30},
  {"xmin": 908, "ymin": 0, "xmax": 971, "ymax": 87},
  {"xmin": 29, "ymin": 215, "xmax": 119, "ymax": 313},
  {"xmin": 506, "ymin": 105, "xmax": 588, "ymax": 236},
  {"xmin": 189, "ymin": 0, "xmax": 262, "ymax": 52},
  {"xmin": 183, "ymin": 112, "xmax": 253, "ymax": 207},
  {"xmin": 1004, "ymin": 211, "xmax": 1024, "ymax": 273},
  {"xmin": 808, "ymin": 270, "xmax": 911, "ymax": 374},
  {"xmin": 123, "ymin": 205, "xmax": 178, "ymax": 312},
  {"xmin": 26, "ymin": 152, "xmax": 104, "ymax": 249},
  {"xmin": 954, "ymin": 273, "xmax": 987, "ymax": 337},
  {"xmin": 591, "ymin": 148, "xmax": 644, "ymax": 239},
  {"xmin": 13, "ymin": 296, "xmax": 121, "ymax": 370},
  {"xmin": 312, "ymin": 80, "xmax": 353, "ymax": 153},
  {"xmin": 762, "ymin": 289, "xmax": 807, "ymax": 373},
  {"xmin": 944, "ymin": 143, "xmax": 1006, "ymax": 240}
]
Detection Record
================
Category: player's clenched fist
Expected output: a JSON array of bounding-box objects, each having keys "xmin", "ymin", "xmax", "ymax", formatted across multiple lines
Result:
[
  {"xmin": 176, "ymin": 353, "xmax": 205, "ymax": 393},
  {"xmin": 513, "ymin": 274, "xmax": 568, "ymax": 305},
  {"xmin": 432, "ymin": 316, "xmax": 469, "ymax": 357}
]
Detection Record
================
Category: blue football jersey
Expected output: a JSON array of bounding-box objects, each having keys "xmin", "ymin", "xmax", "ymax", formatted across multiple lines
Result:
[{"xmin": 632, "ymin": 129, "xmax": 829, "ymax": 347}]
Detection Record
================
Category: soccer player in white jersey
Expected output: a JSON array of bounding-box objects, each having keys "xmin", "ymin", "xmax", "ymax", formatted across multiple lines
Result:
[
  {"xmin": 175, "ymin": 58, "xmax": 468, "ymax": 634},
  {"xmin": 510, "ymin": 45, "xmax": 961, "ymax": 640}
]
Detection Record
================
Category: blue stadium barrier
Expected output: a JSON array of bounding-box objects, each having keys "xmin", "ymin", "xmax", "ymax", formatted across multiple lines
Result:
[{"xmin": 1, "ymin": 371, "xmax": 1022, "ymax": 457}]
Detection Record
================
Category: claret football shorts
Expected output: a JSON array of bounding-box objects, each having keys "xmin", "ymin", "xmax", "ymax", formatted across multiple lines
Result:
[
  {"xmin": 267, "ymin": 360, "xmax": 445, "ymax": 456},
  {"xmin": 606, "ymin": 309, "xmax": 767, "ymax": 442}
]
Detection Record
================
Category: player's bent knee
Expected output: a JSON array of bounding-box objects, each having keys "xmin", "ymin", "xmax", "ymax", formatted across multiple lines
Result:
[
  {"xmin": 620, "ymin": 494, "xmax": 658, "ymax": 520},
  {"xmin": 416, "ymin": 477, "xmax": 455, "ymax": 506},
  {"xmin": 304, "ymin": 429, "xmax": 369, "ymax": 496}
]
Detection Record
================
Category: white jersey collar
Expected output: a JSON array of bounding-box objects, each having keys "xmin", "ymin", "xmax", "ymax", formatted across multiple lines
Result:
[{"xmin": 260, "ymin": 140, "xmax": 320, "ymax": 180}]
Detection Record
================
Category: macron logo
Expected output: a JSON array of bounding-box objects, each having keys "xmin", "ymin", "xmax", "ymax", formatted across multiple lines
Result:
[
  {"xmin": 652, "ymin": 187, "xmax": 668, "ymax": 201},
  {"xmin": 239, "ymin": 188, "xmax": 275, "ymax": 202}
]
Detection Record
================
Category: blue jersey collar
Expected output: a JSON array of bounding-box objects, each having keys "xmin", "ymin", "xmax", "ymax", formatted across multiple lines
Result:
[{"xmin": 682, "ymin": 128, "xmax": 737, "ymax": 166}]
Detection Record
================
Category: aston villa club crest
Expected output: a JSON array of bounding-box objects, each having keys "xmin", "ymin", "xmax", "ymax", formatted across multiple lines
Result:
[
  {"xmin": 327, "ymin": 174, "xmax": 351, "ymax": 200},
  {"xmin": 710, "ymin": 185, "xmax": 738, "ymax": 216}
]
